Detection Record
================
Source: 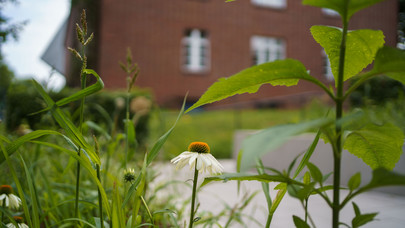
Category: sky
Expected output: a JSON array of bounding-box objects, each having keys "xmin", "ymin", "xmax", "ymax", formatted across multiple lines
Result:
[{"xmin": 2, "ymin": 0, "xmax": 70, "ymax": 90}]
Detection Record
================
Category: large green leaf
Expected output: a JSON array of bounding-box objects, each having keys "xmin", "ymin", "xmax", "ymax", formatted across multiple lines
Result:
[
  {"xmin": 371, "ymin": 46, "xmax": 405, "ymax": 84},
  {"xmin": 345, "ymin": 46, "xmax": 405, "ymax": 99},
  {"xmin": 240, "ymin": 118, "xmax": 333, "ymax": 172},
  {"xmin": 303, "ymin": 0, "xmax": 385, "ymax": 20},
  {"xmin": 311, "ymin": 25, "xmax": 384, "ymax": 84},
  {"xmin": 344, "ymin": 122, "xmax": 404, "ymax": 170},
  {"xmin": 186, "ymin": 59, "xmax": 329, "ymax": 112}
]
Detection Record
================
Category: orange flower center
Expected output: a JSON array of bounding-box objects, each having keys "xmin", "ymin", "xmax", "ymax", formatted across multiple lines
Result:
[
  {"xmin": 0, "ymin": 185, "xmax": 13, "ymax": 195},
  {"xmin": 188, "ymin": 142, "xmax": 210, "ymax": 154},
  {"xmin": 13, "ymin": 216, "xmax": 24, "ymax": 223}
]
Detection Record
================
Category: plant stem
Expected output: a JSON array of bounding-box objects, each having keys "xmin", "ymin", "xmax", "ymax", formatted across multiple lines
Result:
[
  {"xmin": 96, "ymin": 164, "xmax": 104, "ymax": 228},
  {"xmin": 75, "ymin": 56, "xmax": 87, "ymax": 219},
  {"xmin": 333, "ymin": 9, "xmax": 348, "ymax": 228},
  {"xmin": 124, "ymin": 86, "xmax": 130, "ymax": 168},
  {"xmin": 189, "ymin": 161, "xmax": 199, "ymax": 228},
  {"xmin": 140, "ymin": 195, "xmax": 154, "ymax": 224},
  {"xmin": 1, "ymin": 202, "xmax": 4, "ymax": 222}
]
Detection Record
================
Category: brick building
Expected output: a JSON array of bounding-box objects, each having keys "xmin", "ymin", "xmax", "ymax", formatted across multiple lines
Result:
[{"xmin": 62, "ymin": 0, "xmax": 398, "ymax": 108}]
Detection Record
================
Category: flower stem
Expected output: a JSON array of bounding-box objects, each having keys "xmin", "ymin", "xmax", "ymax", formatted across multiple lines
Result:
[{"xmin": 189, "ymin": 161, "xmax": 199, "ymax": 228}]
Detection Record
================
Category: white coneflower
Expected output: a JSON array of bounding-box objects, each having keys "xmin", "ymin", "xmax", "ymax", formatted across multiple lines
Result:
[
  {"xmin": 0, "ymin": 185, "xmax": 21, "ymax": 210},
  {"xmin": 123, "ymin": 168, "xmax": 137, "ymax": 183},
  {"xmin": 6, "ymin": 216, "xmax": 29, "ymax": 228},
  {"xmin": 171, "ymin": 142, "xmax": 224, "ymax": 175},
  {"xmin": 172, "ymin": 142, "xmax": 224, "ymax": 228}
]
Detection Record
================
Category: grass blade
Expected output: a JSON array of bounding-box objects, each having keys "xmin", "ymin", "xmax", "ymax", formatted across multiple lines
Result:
[
  {"xmin": 18, "ymin": 153, "xmax": 41, "ymax": 228},
  {"xmin": 146, "ymin": 94, "xmax": 187, "ymax": 166},
  {"xmin": 31, "ymin": 141, "xmax": 111, "ymax": 218}
]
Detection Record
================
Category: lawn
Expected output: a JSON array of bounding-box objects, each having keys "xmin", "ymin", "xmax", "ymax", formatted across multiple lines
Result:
[{"xmin": 149, "ymin": 102, "xmax": 328, "ymax": 159}]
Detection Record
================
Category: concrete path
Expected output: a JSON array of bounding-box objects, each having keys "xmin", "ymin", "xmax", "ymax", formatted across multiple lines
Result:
[{"xmin": 153, "ymin": 159, "xmax": 405, "ymax": 227}]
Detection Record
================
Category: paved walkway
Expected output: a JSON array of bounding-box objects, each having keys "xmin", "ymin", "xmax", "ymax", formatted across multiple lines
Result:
[{"xmin": 154, "ymin": 159, "xmax": 405, "ymax": 227}]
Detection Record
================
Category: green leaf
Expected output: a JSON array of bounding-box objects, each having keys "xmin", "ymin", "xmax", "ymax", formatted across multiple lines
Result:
[
  {"xmin": 86, "ymin": 121, "xmax": 111, "ymax": 141},
  {"xmin": 361, "ymin": 168, "xmax": 405, "ymax": 191},
  {"xmin": 307, "ymin": 162, "xmax": 323, "ymax": 183},
  {"xmin": 288, "ymin": 183, "xmax": 315, "ymax": 201},
  {"xmin": 56, "ymin": 69, "xmax": 104, "ymax": 107},
  {"xmin": 351, "ymin": 203, "xmax": 378, "ymax": 228},
  {"xmin": 0, "ymin": 130, "xmax": 62, "ymax": 164},
  {"xmin": 311, "ymin": 26, "xmax": 384, "ymax": 84},
  {"xmin": 270, "ymin": 183, "xmax": 287, "ymax": 215},
  {"xmin": 240, "ymin": 118, "xmax": 333, "ymax": 172},
  {"xmin": 201, "ymin": 173, "xmax": 301, "ymax": 187},
  {"xmin": 146, "ymin": 95, "xmax": 186, "ymax": 166},
  {"xmin": 344, "ymin": 122, "xmax": 404, "ymax": 170},
  {"xmin": 112, "ymin": 183, "xmax": 126, "ymax": 228},
  {"xmin": 348, "ymin": 173, "xmax": 361, "ymax": 191},
  {"xmin": 124, "ymin": 119, "xmax": 137, "ymax": 148},
  {"xmin": 32, "ymin": 80, "xmax": 100, "ymax": 165},
  {"xmin": 303, "ymin": 171, "xmax": 311, "ymax": 185},
  {"xmin": 293, "ymin": 215, "xmax": 311, "ymax": 228},
  {"xmin": 352, "ymin": 202, "xmax": 361, "ymax": 216},
  {"xmin": 294, "ymin": 131, "xmax": 321, "ymax": 179},
  {"xmin": 303, "ymin": 0, "xmax": 385, "ymax": 20},
  {"xmin": 371, "ymin": 46, "xmax": 405, "ymax": 84},
  {"xmin": 256, "ymin": 159, "xmax": 273, "ymax": 219},
  {"xmin": 186, "ymin": 59, "xmax": 330, "ymax": 112}
]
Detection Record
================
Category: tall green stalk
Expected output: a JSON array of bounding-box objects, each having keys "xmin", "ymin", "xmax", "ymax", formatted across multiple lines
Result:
[
  {"xmin": 189, "ymin": 161, "xmax": 199, "ymax": 228},
  {"xmin": 119, "ymin": 48, "xmax": 139, "ymax": 167},
  {"xmin": 70, "ymin": 9, "xmax": 94, "ymax": 220},
  {"xmin": 332, "ymin": 6, "xmax": 348, "ymax": 228}
]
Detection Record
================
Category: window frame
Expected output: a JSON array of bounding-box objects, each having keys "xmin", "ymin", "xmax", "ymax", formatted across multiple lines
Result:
[
  {"xmin": 181, "ymin": 28, "xmax": 211, "ymax": 74},
  {"xmin": 251, "ymin": 0, "xmax": 287, "ymax": 9},
  {"xmin": 250, "ymin": 35, "xmax": 286, "ymax": 65}
]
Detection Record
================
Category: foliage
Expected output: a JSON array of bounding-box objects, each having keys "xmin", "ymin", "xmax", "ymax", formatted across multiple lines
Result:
[
  {"xmin": 4, "ymin": 80, "xmax": 152, "ymax": 145},
  {"xmin": 0, "ymin": 0, "xmax": 26, "ymax": 48},
  {"xmin": 1, "ymin": 1, "xmax": 405, "ymax": 227},
  {"xmin": 187, "ymin": 0, "xmax": 405, "ymax": 227}
]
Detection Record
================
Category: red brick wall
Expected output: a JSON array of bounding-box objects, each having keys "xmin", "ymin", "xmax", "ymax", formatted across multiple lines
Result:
[{"xmin": 96, "ymin": 0, "xmax": 398, "ymax": 108}]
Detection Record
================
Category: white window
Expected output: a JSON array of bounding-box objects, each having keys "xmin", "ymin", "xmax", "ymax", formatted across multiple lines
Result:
[
  {"xmin": 251, "ymin": 36, "xmax": 285, "ymax": 65},
  {"xmin": 322, "ymin": 8, "xmax": 339, "ymax": 17},
  {"xmin": 323, "ymin": 51, "xmax": 334, "ymax": 81},
  {"xmin": 251, "ymin": 0, "xmax": 286, "ymax": 9},
  {"xmin": 181, "ymin": 29, "xmax": 210, "ymax": 73}
]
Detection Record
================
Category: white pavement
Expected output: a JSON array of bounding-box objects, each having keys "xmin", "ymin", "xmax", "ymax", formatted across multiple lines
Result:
[{"xmin": 152, "ymin": 159, "xmax": 405, "ymax": 228}]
